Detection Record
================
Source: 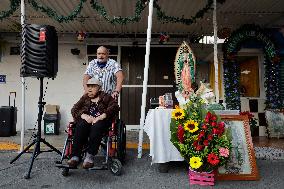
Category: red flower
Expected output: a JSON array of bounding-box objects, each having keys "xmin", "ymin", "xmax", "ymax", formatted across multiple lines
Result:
[
  {"xmin": 218, "ymin": 122, "xmax": 225, "ymax": 135},
  {"xmin": 213, "ymin": 128, "xmax": 219, "ymax": 135},
  {"xmin": 207, "ymin": 134, "xmax": 213, "ymax": 141},
  {"xmin": 204, "ymin": 118, "xmax": 209, "ymax": 123},
  {"xmin": 203, "ymin": 140, "xmax": 209, "ymax": 146},
  {"xmin": 207, "ymin": 153, "xmax": 220, "ymax": 166},
  {"xmin": 211, "ymin": 121, "xmax": 217, "ymax": 127},
  {"xmin": 206, "ymin": 112, "xmax": 212, "ymax": 119},
  {"xmin": 177, "ymin": 125, "xmax": 184, "ymax": 143},
  {"xmin": 196, "ymin": 145, "xmax": 204, "ymax": 151},
  {"xmin": 218, "ymin": 122, "xmax": 225, "ymax": 127},
  {"xmin": 198, "ymin": 131, "xmax": 205, "ymax": 140},
  {"xmin": 193, "ymin": 140, "xmax": 198, "ymax": 147},
  {"xmin": 211, "ymin": 116, "xmax": 217, "ymax": 121},
  {"xmin": 202, "ymin": 124, "xmax": 207, "ymax": 130}
]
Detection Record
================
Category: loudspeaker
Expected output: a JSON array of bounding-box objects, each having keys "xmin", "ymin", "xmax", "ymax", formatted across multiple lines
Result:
[
  {"xmin": 0, "ymin": 106, "xmax": 17, "ymax": 137},
  {"xmin": 20, "ymin": 24, "xmax": 58, "ymax": 78}
]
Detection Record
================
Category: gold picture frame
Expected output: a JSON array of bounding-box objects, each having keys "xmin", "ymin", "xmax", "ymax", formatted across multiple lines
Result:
[{"xmin": 216, "ymin": 115, "xmax": 260, "ymax": 180}]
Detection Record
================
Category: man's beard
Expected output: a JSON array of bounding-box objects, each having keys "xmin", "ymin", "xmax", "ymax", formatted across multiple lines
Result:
[{"xmin": 97, "ymin": 59, "xmax": 107, "ymax": 64}]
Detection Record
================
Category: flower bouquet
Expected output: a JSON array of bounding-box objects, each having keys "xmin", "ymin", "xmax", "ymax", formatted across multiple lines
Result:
[{"xmin": 170, "ymin": 94, "xmax": 232, "ymax": 186}]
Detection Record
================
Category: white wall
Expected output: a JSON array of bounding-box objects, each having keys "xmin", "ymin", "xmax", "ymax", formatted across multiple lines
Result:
[{"xmin": 0, "ymin": 42, "xmax": 87, "ymax": 132}]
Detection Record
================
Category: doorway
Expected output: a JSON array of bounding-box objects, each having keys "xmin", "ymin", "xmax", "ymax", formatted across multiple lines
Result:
[{"xmin": 120, "ymin": 47, "xmax": 176, "ymax": 127}]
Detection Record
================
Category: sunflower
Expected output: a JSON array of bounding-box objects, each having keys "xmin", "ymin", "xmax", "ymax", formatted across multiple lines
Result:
[
  {"xmin": 184, "ymin": 119, "xmax": 199, "ymax": 133},
  {"xmin": 190, "ymin": 156, "xmax": 203, "ymax": 169},
  {"xmin": 172, "ymin": 108, "xmax": 185, "ymax": 120}
]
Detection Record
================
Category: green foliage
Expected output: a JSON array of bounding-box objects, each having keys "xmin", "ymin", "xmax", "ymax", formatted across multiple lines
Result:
[
  {"xmin": 0, "ymin": 0, "xmax": 20, "ymax": 21},
  {"xmin": 28, "ymin": 0, "xmax": 87, "ymax": 23},
  {"xmin": 0, "ymin": 0, "xmax": 227, "ymax": 25},
  {"xmin": 154, "ymin": 0, "xmax": 226, "ymax": 25},
  {"xmin": 90, "ymin": 0, "xmax": 146, "ymax": 25},
  {"xmin": 206, "ymin": 103, "xmax": 225, "ymax": 111}
]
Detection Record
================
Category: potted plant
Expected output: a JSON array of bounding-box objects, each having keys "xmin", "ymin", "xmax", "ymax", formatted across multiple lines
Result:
[{"xmin": 170, "ymin": 94, "xmax": 232, "ymax": 186}]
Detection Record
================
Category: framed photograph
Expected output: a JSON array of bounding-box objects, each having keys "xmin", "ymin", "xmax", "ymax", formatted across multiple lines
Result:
[{"xmin": 216, "ymin": 115, "xmax": 260, "ymax": 180}]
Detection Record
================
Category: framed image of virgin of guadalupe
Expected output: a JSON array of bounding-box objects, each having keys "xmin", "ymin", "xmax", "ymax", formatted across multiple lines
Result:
[{"xmin": 216, "ymin": 115, "xmax": 260, "ymax": 180}]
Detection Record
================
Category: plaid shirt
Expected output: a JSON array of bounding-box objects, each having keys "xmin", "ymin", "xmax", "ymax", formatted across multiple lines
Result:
[{"xmin": 85, "ymin": 58, "xmax": 122, "ymax": 94}]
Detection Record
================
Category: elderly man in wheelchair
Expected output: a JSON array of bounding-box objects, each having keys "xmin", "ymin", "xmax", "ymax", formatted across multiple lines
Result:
[{"xmin": 67, "ymin": 77, "xmax": 119, "ymax": 169}]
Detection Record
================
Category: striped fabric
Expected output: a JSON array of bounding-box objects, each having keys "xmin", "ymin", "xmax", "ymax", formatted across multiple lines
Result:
[{"xmin": 85, "ymin": 58, "xmax": 122, "ymax": 94}]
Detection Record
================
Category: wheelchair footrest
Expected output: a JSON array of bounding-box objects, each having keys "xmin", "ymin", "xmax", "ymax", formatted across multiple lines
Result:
[
  {"xmin": 88, "ymin": 165, "xmax": 108, "ymax": 171},
  {"xmin": 56, "ymin": 164, "xmax": 78, "ymax": 169}
]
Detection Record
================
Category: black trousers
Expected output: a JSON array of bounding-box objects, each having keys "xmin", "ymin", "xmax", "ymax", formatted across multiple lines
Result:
[{"xmin": 72, "ymin": 119, "xmax": 110, "ymax": 157}]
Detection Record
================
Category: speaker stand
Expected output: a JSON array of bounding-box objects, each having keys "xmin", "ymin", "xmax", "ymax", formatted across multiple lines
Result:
[{"xmin": 10, "ymin": 77, "xmax": 62, "ymax": 179}]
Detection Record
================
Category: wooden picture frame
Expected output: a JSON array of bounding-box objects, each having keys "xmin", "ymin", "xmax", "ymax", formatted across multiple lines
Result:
[{"xmin": 216, "ymin": 115, "xmax": 260, "ymax": 180}]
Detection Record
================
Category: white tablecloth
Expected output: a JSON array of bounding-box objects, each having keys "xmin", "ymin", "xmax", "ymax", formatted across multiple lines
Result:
[{"xmin": 144, "ymin": 109, "xmax": 184, "ymax": 163}]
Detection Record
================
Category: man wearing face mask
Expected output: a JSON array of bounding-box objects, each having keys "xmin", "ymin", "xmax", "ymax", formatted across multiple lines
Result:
[{"xmin": 83, "ymin": 46, "xmax": 124, "ymax": 99}]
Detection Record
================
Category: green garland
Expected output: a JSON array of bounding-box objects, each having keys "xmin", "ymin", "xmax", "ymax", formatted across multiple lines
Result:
[
  {"xmin": 223, "ymin": 24, "xmax": 282, "ymax": 110},
  {"xmin": 0, "ymin": 0, "xmax": 20, "ymax": 21},
  {"xmin": 0, "ymin": 0, "xmax": 226, "ymax": 25},
  {"xmin": 89, "ymin": 0, "xmax": 146, "ymax": 25},
  {"xmin": 28, "ymin": 0, "xmax": 87, "ymax": 23},
  {"xmin": 154, "ymin": 0, "xmax": 225, "ymax": 25}
]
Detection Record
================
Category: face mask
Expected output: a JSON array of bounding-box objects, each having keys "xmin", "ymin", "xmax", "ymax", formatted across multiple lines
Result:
[{"xmin": 97, "ymin": 61, "xmax": 107, "ymax": 68}]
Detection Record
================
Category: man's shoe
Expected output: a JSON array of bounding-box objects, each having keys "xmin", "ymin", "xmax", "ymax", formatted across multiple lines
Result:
[
  {"xmin": 82, "ymin": 161, "xmax": 94, "ymax": 169},
  {"xmin": 67, "ymin": 159, "xmax": 79, "ymax": 168}
]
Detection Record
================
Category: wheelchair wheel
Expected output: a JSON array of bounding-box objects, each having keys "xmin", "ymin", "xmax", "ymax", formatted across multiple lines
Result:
[
  {"xmin": 108, "ymin": 158, "xmax": 122, "ymax": 176},
  {"xmin": 62, "ymin": 168, "xmax": 69, "ymax": 177},
  {"xmin": 116, "ymin": 119, "xmax": 126, "ymax": 163}
]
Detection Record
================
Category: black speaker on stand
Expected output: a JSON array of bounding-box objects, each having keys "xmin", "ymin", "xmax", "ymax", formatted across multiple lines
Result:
[
  {"xmin": 10, "ymin": 24, "xmax": 61, "ymax": 179},
  {"xmin": 20, "ymin": 24, "xmax": 58, "ymax": 78}
]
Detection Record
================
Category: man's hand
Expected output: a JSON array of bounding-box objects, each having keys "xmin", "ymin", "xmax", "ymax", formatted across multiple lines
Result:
[{"xmin": 111, "ymin": 90, "xmax": 119, "ymax": 99}]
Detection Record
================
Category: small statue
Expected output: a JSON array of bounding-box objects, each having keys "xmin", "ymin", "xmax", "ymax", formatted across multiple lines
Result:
[
  {"xmin": 174, "ymin": 42, "xmax": 196, "ymax": 108},
  {"xmin": 175, "ymin": 61, "xmax": 194, "ymax": 107},
  {"xmin": 196, "ymin": 81, "xmax": 216, "ymax": 104}
]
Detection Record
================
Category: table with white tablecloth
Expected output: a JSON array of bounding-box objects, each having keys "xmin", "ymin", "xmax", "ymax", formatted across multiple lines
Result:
[{"xmin": 144, "ymin": 109, "xmax": 184, "ymax": 163}]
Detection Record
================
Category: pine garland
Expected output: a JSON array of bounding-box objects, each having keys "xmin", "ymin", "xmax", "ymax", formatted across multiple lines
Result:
[
  {"xmin": 89, "ymin": 0, "xmax": 146, "ymax": 25},
  {"xmin": 0, "ymin": 0, "xmax": 20, "ymax": 21},
  {"xmin": 28, "ymin": 0, "xmax": 87, "ymax": 23},
  {"xmin": 0, "ymin": 0, "xmax": 226, "ymax": 25}
]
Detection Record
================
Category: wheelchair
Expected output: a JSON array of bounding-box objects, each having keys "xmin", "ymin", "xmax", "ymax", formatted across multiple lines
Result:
[{"xmin": 56, "ymin": 118, "xmax": 126, "ymax": 176}]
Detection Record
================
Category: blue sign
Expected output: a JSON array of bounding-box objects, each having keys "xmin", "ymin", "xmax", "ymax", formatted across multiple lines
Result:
[{"xmin": 0, "ymin": 75, "xmax": 6, "ymax": 84}]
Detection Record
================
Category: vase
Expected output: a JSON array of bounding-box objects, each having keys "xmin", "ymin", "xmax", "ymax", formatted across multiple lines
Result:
[{"xmin": 188, "ymin": 169, "xmax": 215, "ymax": 186}]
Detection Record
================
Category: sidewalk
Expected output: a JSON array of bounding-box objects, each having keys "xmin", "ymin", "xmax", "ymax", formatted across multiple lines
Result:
[{"xmin": 0, "ymin": 129, "xmax": 150, "ymax": 151}]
